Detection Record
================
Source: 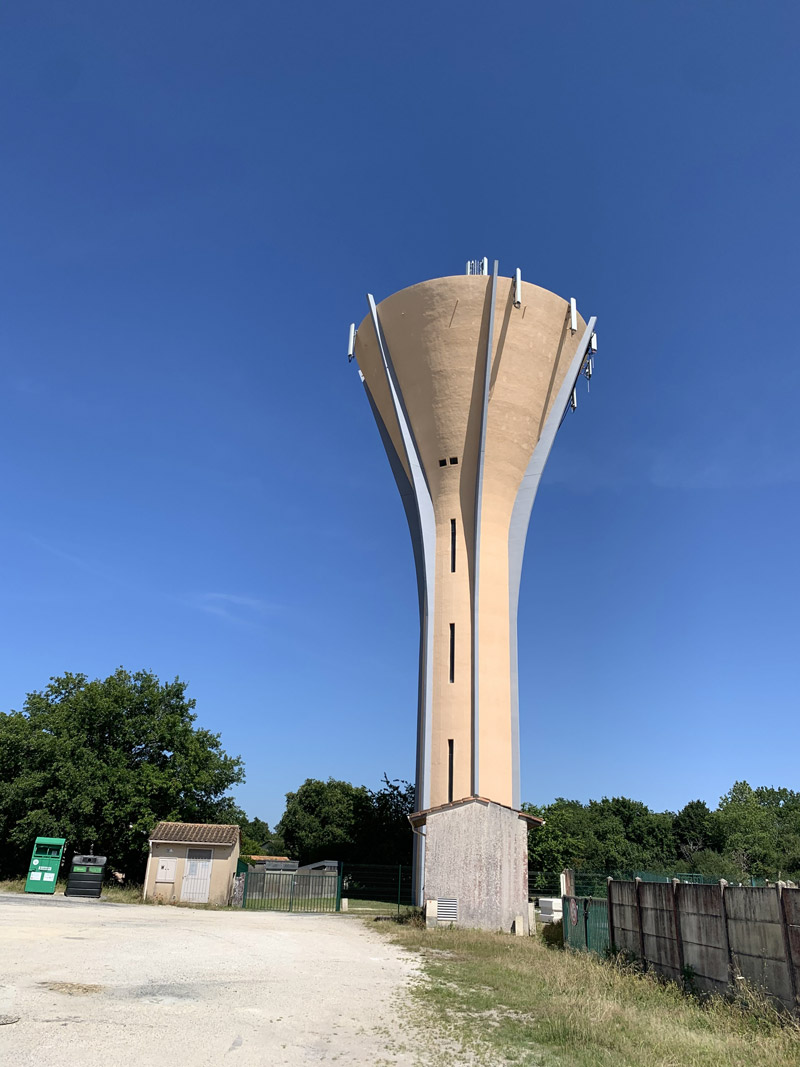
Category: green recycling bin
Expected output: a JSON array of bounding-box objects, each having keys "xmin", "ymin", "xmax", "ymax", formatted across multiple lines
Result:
[{"xmin": 24, "ymin": 837, "xmax": 66, "ymax": 894}]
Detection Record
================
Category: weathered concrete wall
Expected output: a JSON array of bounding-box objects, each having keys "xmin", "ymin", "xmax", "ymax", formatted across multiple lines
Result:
[
  {"xmin": 606, "ymin": 879, "xmax": 800, "ymax": 1012},
  {"xmin": 676, "ymin": 883, "xmax": 729, "ymax": 994},
  {"xmin": 726, "ymin": 886, "xmax": 795, "ymax": 1010},
  {"xmin": 608, "ymin": 880, "xmax": 640, "ymax": 957},
  {"xmin": 423, "ymin": 799, "xmax": 528, "ymax": 933},
  {"xmin": 639, "ymin": 882, "xmax": 681, "ymax": 981}
]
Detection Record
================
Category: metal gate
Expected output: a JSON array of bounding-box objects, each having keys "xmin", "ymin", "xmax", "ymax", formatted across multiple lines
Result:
[
  {"xmin": 181, "ymin": 848, "xmax": 213, "ymax": 903},
  {"xmin": 243, "ymin": 870, "xmax": 341, "ymax": 912},
  {"xmin": 563, "ymin": 896, "xmax": 611, "ymax": 956}
]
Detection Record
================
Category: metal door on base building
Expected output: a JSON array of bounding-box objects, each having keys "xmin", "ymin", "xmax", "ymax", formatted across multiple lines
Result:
[{"xmin": 180, "ymin": 848, "xmax": 213, "ymax": 903}]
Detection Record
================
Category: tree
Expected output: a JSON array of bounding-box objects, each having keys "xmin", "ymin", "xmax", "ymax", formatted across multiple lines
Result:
[
  {"xmin": 278, "ymin": 778, "xmax": 372, "ymax": 864},
  {"xmin": 0, "ymin": 669, "xmax": 244, "ymax": 880},
  {"xmin": 239, "ymin": 817, "xmax": 286, "ymax": 858},
  {"xmin": 526, "ymin": 796, "xmax": 678, "ymax": 874},
  {"xmin": 276, "ymin": 775, "xmax": 415, "ymax": 865},
  {"xmin": 674, "ymin": 800, "xmax": 719, "ymax": 860}
]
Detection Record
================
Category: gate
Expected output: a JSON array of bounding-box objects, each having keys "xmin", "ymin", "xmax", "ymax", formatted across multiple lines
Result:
[
  {"xmin": 563, "ymin": 896, "xmax": 610, "ymax": 956},
  {"xmin": 243, "ymin": 870, "xmax": 341, "ymax": 912}
]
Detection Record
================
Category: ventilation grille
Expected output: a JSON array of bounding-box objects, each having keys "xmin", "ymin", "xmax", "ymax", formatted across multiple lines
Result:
[{"xmin": 437, "ymin": 898, "xmax": 458, "ymax": 922}]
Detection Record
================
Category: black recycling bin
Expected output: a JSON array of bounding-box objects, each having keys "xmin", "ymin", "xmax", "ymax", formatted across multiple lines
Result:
[{"xmin": 65, "ymin": 854, "xmax": 107, "ymax": 898}]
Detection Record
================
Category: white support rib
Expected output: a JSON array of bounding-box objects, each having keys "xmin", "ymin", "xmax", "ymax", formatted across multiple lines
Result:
[
  {"xmin": 367, "ymin": 294, "xmax": 437, "ymax": 905},
  {"xmin": 507, "ymin": 315, "xmax": 597, "ymax": 808},
  {"xmin": 471, "ymin": 260, "xmax": 499, "ymax": 797}
]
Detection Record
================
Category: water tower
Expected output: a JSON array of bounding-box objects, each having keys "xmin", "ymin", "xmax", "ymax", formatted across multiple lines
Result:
[{"xmin": 350, "ymin": 260, "xmax": 597, "ymax": 931}]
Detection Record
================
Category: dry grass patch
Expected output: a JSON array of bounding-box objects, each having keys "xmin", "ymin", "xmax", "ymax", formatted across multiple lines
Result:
[{"xmin": 382, "ymin": 923, "xmax": 800, "ymax": 1067}]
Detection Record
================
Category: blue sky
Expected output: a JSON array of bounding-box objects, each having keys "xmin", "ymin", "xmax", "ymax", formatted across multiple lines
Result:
[{"xmin": 1, "ymin": 2, "xmax": 798, "ymax": 827}]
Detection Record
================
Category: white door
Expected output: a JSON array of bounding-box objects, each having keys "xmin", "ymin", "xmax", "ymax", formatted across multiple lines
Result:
[{"xmin": 180, "ymin": 848, "xmax": 213, "ymax": 903}]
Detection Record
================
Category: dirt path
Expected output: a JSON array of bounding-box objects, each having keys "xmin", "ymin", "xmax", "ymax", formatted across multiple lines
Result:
[{"xmin": 0, "ymin": 893, "xmax": 431, "ymax": 1066}]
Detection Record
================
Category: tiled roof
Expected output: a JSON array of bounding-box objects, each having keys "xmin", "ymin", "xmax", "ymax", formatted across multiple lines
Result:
[
  {"xmin": 149, "ymin": 822, "xmax": 241, "ymax": 846},
  {"xmin": 248, "ymin": 855, "xmax": 290, "ymax": 862},
  {"xmin": 408, "ymin": 796, "xmax": 544, "ymax": 827}
]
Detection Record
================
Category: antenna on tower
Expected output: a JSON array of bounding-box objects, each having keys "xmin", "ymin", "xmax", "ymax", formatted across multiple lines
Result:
[
  {"xmin": 347, "ymin": 323, "xmax": 356, "ymax": 362},
  {"xmin": 513, "ymin": 268, "xmax": 522, "ymax": 308},
  {"xmin": 570, "ymin": 298, "xmax": 578, "ymax": 333},
  {"xmin": 467, "ymin": 258, "xmax": 491, "ymax": 276}
]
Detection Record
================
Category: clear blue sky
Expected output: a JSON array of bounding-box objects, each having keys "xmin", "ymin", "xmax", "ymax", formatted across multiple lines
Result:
[{"xmin": 1, "ymin": 2, "xmax": 798, "ymax": 827}]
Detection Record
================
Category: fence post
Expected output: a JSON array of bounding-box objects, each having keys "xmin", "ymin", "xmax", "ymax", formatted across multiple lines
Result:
[
  {"xmin": 671, "ymin": 879, "xmax": 685, "ymax": 980},
  {"xmin": 288, "ymin": 873, "xmax": 295, "ymax": 913},
  {"xmin": 607, "ymin": 877, "xmax": 616, "ymax": 954},
  {"xmin": 561, "ymin": 869, "xmax": 575, "ymax": 898},
  {"xmin": 336, "ymin": 869, "xmax": 342, "ymax": 913},
  {"xmin": 777, "ymin": 882, "xmax": 798, "ymax": 1010},
  {"xmin": 635, "ymin": 877, "xmax": 646, "ymax": 968},
  {"xmin": 398, "ymin": 865, "xmax": 403, "ymax": 915},
  {"xmin": 242, "ymin": 870, "xmax": 249, "ymax": 909},
  {"xmin": 719, "ymin": 880, "xmax": 733, "ymax": 985}
]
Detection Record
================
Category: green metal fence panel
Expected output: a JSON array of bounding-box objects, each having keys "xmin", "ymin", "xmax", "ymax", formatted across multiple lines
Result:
[
  {"xmin": 573, "ymin": 870, "xmax": 719, "ymax": 898},
  {"xmin": 243, "ymin": 870, "xmax": 340, "ymax": 912},
  {"xmin": 563, "ymin": 897, "xmax": 611, "ymax": 957},
  {"xmin": 528, "ymin": 870, "xmax": 561, "ymax": 900},
  {"xmin": 340, "ymin": 863, "xmax": 415, "ymax": 913}
]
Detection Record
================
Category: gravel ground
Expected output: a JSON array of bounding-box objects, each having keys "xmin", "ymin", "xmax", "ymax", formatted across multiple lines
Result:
[{"xmin": 0, "ymin": 893, "xmax": 430, "ymax": 1066}]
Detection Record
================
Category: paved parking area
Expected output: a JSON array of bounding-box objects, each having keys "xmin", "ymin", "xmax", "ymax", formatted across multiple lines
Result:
[{"xmin": 0, "ymin": 893, "xmax": 425, "ymax": 1066}]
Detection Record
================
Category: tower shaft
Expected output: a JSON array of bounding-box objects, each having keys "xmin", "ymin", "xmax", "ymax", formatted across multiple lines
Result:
[{"xmin": 355, "ymin": 266, "xmax": 596, "ymax": 916}]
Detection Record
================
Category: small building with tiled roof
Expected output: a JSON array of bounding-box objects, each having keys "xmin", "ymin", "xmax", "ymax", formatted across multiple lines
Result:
[{"xmin": 143, "ymin": 822, "xmax": 241, "ymax": 906}]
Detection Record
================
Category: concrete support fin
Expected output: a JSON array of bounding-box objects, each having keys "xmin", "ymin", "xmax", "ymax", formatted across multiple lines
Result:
[
  {"xmin": 366, "ymin": 294, "xmax": 437, "ymax": 904},
  {"xmin": 507, "ymin": 316, "xmax": 597, "ymax": 808},
  {"xmin": 471, "ymin": 260, "xmax": 499, "ymax": 798}
]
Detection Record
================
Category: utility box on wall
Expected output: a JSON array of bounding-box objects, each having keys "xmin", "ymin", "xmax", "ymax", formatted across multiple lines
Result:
[{"xmin": 24, "ymin": 837, "xmax": 66, "ymax": 894}]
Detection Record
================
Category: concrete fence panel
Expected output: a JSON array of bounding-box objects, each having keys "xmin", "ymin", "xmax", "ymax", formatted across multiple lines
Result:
[
  {"xmin": 676, "ymin": 883, "xmax": 729, "ymax": 993},
  {"xmin": 608, "ymin": 880, "xmax": 639, "ymax": 957},
  {"xmin": 723, "ymin": 886, "xmax": 794, "ymax": 1009},
  {"xmin": 639, "ymin": 882, "xmax": 681, "ymax": 979}
]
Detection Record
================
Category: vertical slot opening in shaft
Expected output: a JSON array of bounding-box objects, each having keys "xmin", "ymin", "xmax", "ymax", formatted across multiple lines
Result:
[
  {"xmin": 448, "ymin": 739, "xmax": 454, "ymax": 803},
  {"xmin": 449, "ymin": 623, "xmax": 455, "ymax": 683},
  {"xmin": 450, "ymin": 518, "xmax": 456, "ymax": 572}
]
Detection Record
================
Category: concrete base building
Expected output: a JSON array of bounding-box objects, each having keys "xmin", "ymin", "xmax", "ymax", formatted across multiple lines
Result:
[{"xmin": 352, "ymin": 260, "xmax": 597, "ymax": 929}]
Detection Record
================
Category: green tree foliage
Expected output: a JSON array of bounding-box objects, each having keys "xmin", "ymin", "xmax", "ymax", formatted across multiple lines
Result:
[
  {"xmin": 277, "ymin": 775, "xmax": 415, "ymax": 865},
  {"xmin": 0, "ymin": 669, "xmax": 244, "ymax": 880},
  {"xmin": 239, "ymin": 816, "xmax": 286, "ymax": 858},
  {"xmin": 526, "ymin": 784, "xmax": 800, "ymax": 883}
]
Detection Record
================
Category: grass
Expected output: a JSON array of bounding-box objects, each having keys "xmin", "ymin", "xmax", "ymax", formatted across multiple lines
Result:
[
  {"xmin": 380, "ymin": 921, "xmax": 800, "ymax": 1067},
  {"xmin": 0, "ymin": 877, "xmax": 144, "ymax": 903},
  {"xmin": 344, "ymin": 897, "xmax": 416, "ymax": 916}
]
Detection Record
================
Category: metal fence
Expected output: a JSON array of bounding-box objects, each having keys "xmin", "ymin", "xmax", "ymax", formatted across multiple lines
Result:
[
  {"xmin": 562, "ymin": 896, "xmax": 611, "ymax": 956},
  {"xmin": 572, "ymin": 870, "xmax": 722, "ymax": 898},
  {"xmin": 527, "ymin": 870, "xmax": 561, "ymax": 900},
  {"xmin": 243, "ymin": 870, "xmax": 341, "ymax": 913},
  {"xmin": 340, "ymin": 863, "xmax": 415, "ymax": 914}
]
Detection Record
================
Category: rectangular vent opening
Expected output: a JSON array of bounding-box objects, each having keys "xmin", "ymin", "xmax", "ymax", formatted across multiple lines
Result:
[
  {"xmin": 450, "ymin": 519, "xmax": 456, "ymax": 572},
  {"xmin": 449, "ymin": 624, "xmax": 455, "ymax": 683},
  {"xmin": 437, "ymin": 898, "xmax": 458, "ymax": 922},
  {"xmin": 449, "ymin": 457, "xmax": 458, "ymax": 465},
  {"xmin": 438, "ymin": 458, "xmax": 447, "ymax": 467},
  {"xmin": 448, "ymin": 739, "xmax": 454, "ymax": 803}
]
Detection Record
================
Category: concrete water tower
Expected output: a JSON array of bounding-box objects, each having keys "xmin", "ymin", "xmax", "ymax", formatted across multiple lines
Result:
[{"xmin": 350, "ymin": 260, "xmax": 597, "ymax": 931}]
